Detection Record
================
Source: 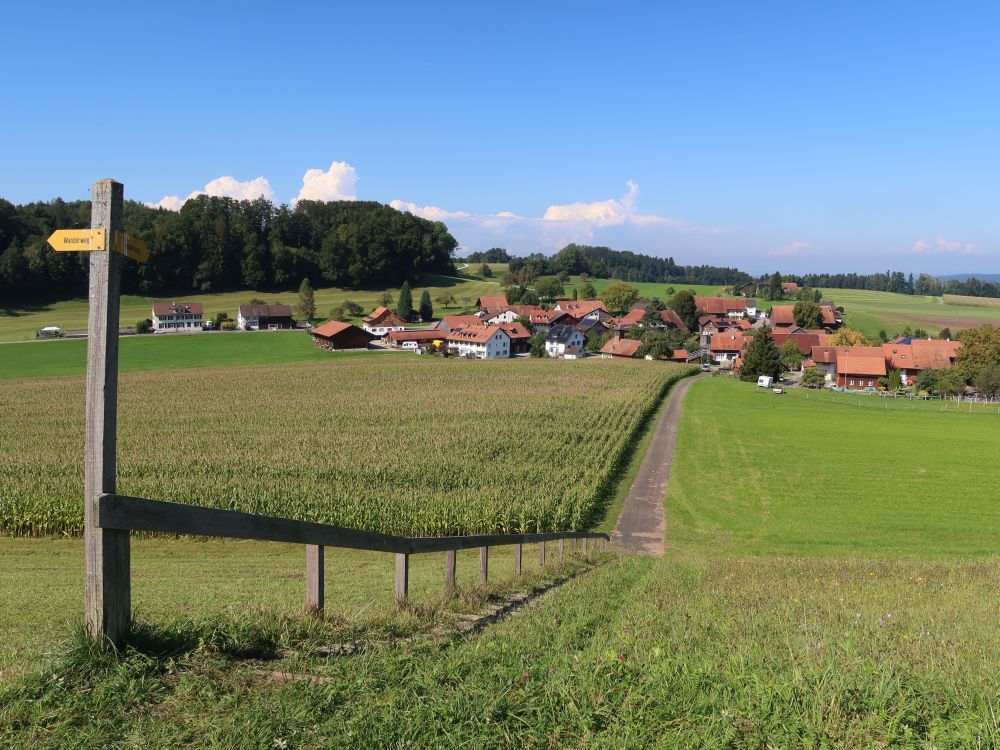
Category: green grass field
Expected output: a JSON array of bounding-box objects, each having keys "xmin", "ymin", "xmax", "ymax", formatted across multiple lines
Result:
[
  {"xmin": 0, "ymin": 330, "xmax": 361, "ymax": 380},
  {"xmin": 820, "ymin": 287, "xmax": 1000, "ymax": 338},
  {"xmin": 0, "ymin": 271, "xmax": 503, "ymax": 343},
  {"xmin": 667, "ymin": 378, "xmax": 1000, "ymax": 556}
]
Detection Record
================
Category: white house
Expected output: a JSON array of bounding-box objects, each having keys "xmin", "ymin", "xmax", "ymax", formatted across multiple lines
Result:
[
  {"xmin": 446, "ymin": 325, "xmax": 511, "ymax": 359},
  {"xmin": 745, "ymin": 299, "xmax": 758, "ymax": 319},
  {"xmin": 484, "ymin": 308, "xmax": 520, "ymax": 325},
  {"xmin": 545, "ymin": 325, "xmax": 585, "ymax": 358},
  {"xmin": 152, "ymin": 302, "xmax": 204, "ymax": 332}
]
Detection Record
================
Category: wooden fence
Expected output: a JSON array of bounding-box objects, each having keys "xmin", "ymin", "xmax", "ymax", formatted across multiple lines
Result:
[{"xmin": 98, "ymin": 494, "xmax": 610, "ymax": 618}]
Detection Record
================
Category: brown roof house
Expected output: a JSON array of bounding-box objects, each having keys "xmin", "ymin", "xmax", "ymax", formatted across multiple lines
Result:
[
  {"xmin": 361, "ymin": 307, "xmax": 406, "ymax": 338},
  {"xmin": 600, "ymin": 337, "xmax": 642, "ymax": 359},
  {"xmin": 310, "ymin": 321, "xmax": 375, "ymax": 351}
]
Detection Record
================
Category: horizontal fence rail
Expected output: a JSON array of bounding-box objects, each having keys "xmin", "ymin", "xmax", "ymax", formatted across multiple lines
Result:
[{"xmin": 97, "ymin": 493, "xmax": 610, "ymax": 621}]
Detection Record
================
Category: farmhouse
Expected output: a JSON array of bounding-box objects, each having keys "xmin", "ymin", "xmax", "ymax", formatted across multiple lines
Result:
[
  {"xmin": 709, "ymin": 332, "xmax": 747, "ymax": 365},
  {"xmin": 497, "ymin": 321, "xmax": 532, "ymax": 354},
  {"xmin": 309, "ymin": 321, "xmax": 374, "ymax": 351},
  {"xmin": 576, "ymin": 317, "xmax": 610, "ymax": 338},
  {"xmin": 555, "ymin": 300, "xmax": 612, "ymax": 322},
  {"xmin": 525, "ymin": 309, "xmax": 575, "ymax": 333},
  {"xmin": 476, "ymin": 295, "xmax": 509, "ymax": 313},
  {"xmin": 385, "ymin": 329, "xmax": 443, "ymax": 351},
  {"xmin": 362, "ymin": 307, "xmax": 406, "ymax": 338},
  {"xmin": 882, "ymin": 339, "xmax": 962, "ymax": 385},
  {"xmin": 696, "ymin": 296, "xmax": 748, "ymax": 319},
  {"xmin": 545, "ymin": 325, "xmax": 586, "ymax": 358},
  {"xmin": 781, "ymin": 281, "xmax": 800, "ymax": 294},
  {"xmin": 446, "ymin": 325, "xmax": 511, "ymax": 359},
  {"xmin": 152, "ymin": 302, "xmax": 204, "ymax": 332},
  {"xmin": 600, "ymin": 337, "xmax": 642, "ymax": 359},
  {"xmin": 835, "ymin": 347, "xmax": 887, "ymax": 389},
  {"xmin": 237, "ymin": 303, "xmax": 295, "ymax": 330},
  {"xmin": 617, "ymin": 303, "xmax": 689, "ymax": 331},
  {"xmin": 769, "ymin": 304, "xmax": 839, "ymax": 331}
]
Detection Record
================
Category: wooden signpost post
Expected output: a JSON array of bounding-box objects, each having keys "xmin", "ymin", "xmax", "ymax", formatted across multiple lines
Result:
[{"xmin": 47, "ymin": 179, "xmax": 148, "ymax": 646}]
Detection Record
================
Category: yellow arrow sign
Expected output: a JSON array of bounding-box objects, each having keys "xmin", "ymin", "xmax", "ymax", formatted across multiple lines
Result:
[
  {"xmin": 47, "ymin": 228, "xmax": 107, "ymax": 252},
  {"xmin": 112, "ymin": 232, "xmax": 149, "ymax": 263}
]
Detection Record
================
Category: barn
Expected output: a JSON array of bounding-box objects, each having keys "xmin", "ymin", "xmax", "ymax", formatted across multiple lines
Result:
[{"xmin": 310, "ymin": 321, "xmax": 375, "ymax": 351}]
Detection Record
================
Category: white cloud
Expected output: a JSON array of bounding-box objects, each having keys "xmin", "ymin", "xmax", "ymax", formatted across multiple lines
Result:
[
  {"xmin": 293, "ymin": 161, "xmax": 359, "ymax": 204},
  {"xmin": 769, "ymin": 241, "xmax": 813, "ymax": 257},
  {"xmin": 391, "ymin": 180, "xmax": 727, "ymax": 253},
  {"xmin": 388, "ymin": 200, "xmax": 471, "ymax": 221},
  {"xmin": 148, "ymin": 175, "xmax": 275, "ymax": 211},
  {"xmin": 911, "ymin": 237, "xmax": 982, "ymax": 254}
]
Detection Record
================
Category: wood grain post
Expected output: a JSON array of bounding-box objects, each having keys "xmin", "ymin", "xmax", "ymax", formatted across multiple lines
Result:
[
  {"xmin": 445, "ymin": 549, "xmax": 457, "ymax": 593},
  {"xmin": 479, "ymin": 546, "xmax": 488, "ymax": 584},
  {"xmin": 539, "ymin": 540, "xmax": 546, "ymax": 567},
  {"xmin": 84, "ymin": 178, "xmax": 130, "ymax": 647},
  {"xmin": 395, "ymin": 553, "xmax": 409, "ymax": 606},
  {"xmin": 305, "ymin": 544, "xmax": 324, "ymax": 616},
  {"xmin": 582, "ymin": 537, "xmax": 589, "ymax": 557},
  {"xmin": 514, "ymin": 543, "xmax": 522, "ymax": 575},
  {"xmin": 559, "ymin": 538, "xmax": 564, "ymax": 562}
]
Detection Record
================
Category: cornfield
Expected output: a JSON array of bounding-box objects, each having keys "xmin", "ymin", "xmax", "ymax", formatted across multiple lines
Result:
[{"xmin": 0, "ymin": 357, "xmax": 693, "ymax": 537}]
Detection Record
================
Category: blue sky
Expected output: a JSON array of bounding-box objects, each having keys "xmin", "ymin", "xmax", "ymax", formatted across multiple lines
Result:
[{"xmin": 3, "ymin": 1, "xmax": 998, "ymax": 274}]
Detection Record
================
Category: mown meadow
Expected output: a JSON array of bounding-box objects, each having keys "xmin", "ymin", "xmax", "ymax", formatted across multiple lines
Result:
[{"xmin": 0, "ymin": 357, "xmax": 693, "ymax": 536}]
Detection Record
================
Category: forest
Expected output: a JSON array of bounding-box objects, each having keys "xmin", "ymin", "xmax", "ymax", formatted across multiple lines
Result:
[
  {"xmin": 790, "ymin": 270, "xmax": 1000, "ymax": 298},
  {"xmin": 508, "ymin": 244, "xmax": 752, "ymax": 285},
  {"xmin": 0, "ymin": 196, "xmax": 458, "ymax": 302}
]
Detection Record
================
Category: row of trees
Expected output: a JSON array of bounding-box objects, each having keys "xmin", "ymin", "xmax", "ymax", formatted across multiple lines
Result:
[{"xmin": 0, "ymin": 196, "xmax": 458, "ymax": 303}]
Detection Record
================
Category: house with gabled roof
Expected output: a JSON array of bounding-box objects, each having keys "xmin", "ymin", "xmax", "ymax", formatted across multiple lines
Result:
[
  {"xmin": 554, "ymin": 300, "xmax": 612, "ymax": 323},
  {"xmin": 362, "ymin": 307, "xmax": 406, "ymax": 338},
  {"xmin": 446, "ymin": 325, "xmax": 511, "ymax": 359},
  {"xmin": 545, "ymin": 325, "xmax": 586, "ymax": 358},
  {"xmin": 476, "ymin": 295, "xmax": 509, "ymax": 313},
  {"xmin": 696, "ymin": 296, "xmax": 748, "ymax": 319},
  {"xmin": 835, "ymin": 347, "xmax": 887, "ymax": 389},
  {"xmin": 709, "ymin": 332, "xmax": 747, "ymax": 366},
  {"xmin": 152, "ymin": 302, "xmax": 204, "ymax": 332},
  {"xmin": 600, "ymin": 337, "xmax": 642, "ymax": 359}
]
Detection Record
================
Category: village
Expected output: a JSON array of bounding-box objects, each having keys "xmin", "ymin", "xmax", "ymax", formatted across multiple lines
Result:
[{"xmin": 135, "ymin": 284, "xmax": 966, "ymax": 395}]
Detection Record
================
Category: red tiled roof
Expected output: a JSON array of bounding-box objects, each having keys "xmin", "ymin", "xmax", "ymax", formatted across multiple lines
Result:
[
  {"xmin": 556, "ymin": 300, "xmax": 608, "ymax": 315},
  {"xmin": 710, "ymin": 332, "xmax": 748, "ymax": 352},
  {"xmin": 781, "ymin": 282, "xmax": 799, "ymax": 291},
  {"xmin": 660, "ymin": 308, "xmax": 686, "ymax": 329},
  {"xmin": 310, "ymin": 320, "xmax": 371, "ymax": 339},
  {"xmin": 836, "ymin": 354, "xmax": 886, "ymax": 377},
  {"xmin": 152, "ymin": 301, "xmax": 203, "ymax": 316},
  {"xmin": 884, "ymin": 340, "xmax": 962, "ymax": 371},
  {"xmin": 446, "ymin": 325, "xmax": 510, "ymax": 344},
  {"xmin": 600, "ymin": 337, "xmax": 642, "ymax": 357},
  {"xmin": 362, "ymin": 307, "xmax": 404, "ymax": 326},
  {"xmin": 438, "ymin": 315, "xmax": 483, "ymax": 331},
  {"xmin": 476, "ymin": 295, "xmax": 509, "ymax": 311},
  {"xmin": 696, "ymin": 297, "xmax": 747, "ymax": 315}
]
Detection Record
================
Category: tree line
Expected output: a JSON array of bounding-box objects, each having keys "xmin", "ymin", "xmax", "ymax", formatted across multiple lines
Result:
[
  {"xmin": 782, "ymin": 271, "xmax": 1000, "ymax": 299},
  {"xmin": 0, "ymin": 196, "xmax": 457, "ymax": 303},
  {"xmin": 506, "ymin": 244, "xmax": 752, "ymax": 286}
]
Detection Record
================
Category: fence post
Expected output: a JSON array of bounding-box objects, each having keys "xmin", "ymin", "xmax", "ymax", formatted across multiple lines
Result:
[
  {"xmin": 395, "ymin": 553, "xmax": 409, "ymax": 606},
  {"xmin": 84, "ymin": 178, "xmax": 130, "ymax": 647},
  {"xmin": 539, "ymin": 540, "xmax": 546, "ymax": 567},
  {"xmin": 582, "ymin": 537, "xmax": 589, "ymax": 557},
  {"xmin": 445, "ymin": 549, "xmax": 457, "ymax": 593},
  {"xmin": 305, "ymin": 544, "xmax": 324, "ymax": 616},
  {"xmin": 514, "ymin": 543, "xmax": 522, "ymax": 575},
  {"xmin": 479, "ymin": 546, "xmax": 488, "ymax": 584},
  {"xmin": 559, "ymin": 538, "xmax": 564, "ymax": 562}
]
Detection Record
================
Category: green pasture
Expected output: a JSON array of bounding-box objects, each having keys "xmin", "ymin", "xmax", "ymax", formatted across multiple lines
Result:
[
  {"xmin": 667, "ymin": 377, "xmax": 1000, "ymax": 556},
  {"xmin": 819, "ymin": 287, "xmax": 1000, "ymax": 338},
  {"xmin": 0, "ymin": 272, "xmax": 502, "ymax": 343},
  {"xmin": 0, "ymin": 330, "xmax": 383, "ymax": 380}
]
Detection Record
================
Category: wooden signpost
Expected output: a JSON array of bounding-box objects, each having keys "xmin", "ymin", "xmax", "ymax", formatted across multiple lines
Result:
[{"xmin": 48, "ymin": 179, "xmax": 147, "ymax": 646}]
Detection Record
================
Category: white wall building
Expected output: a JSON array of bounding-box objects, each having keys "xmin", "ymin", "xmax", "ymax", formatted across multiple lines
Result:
[
  {"xmin": 545, "ymin": 325, "xmax": 585, "ymax": 358},
  {"xmin": 446, "ymin": 326, "xmax": 511, "ymax": 359},
  {"xmin": 152, "ymin": 302, "xmax": 204, "ymax": 332}
]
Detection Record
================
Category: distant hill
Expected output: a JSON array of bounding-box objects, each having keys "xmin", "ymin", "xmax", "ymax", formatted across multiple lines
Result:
[{"xmin": 938, "ymin": 273, "xmax": 1000, "ymax": 283}]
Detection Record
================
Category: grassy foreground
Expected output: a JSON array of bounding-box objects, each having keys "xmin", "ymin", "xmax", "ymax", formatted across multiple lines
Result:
[{"xmin": 3, "ymin": 553, "xmax": 999, "ymax": 747}]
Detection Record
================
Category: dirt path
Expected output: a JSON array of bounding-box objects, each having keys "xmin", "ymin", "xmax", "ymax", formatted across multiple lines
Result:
[{"xmin": 612, "ymin": 373, "xmax": 705, "ymax": 555}]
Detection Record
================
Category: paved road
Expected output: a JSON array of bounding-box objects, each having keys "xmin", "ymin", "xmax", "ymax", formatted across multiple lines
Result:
[{"xmin": 612, "ymin": 373, "xmax": 706, "ymax": 555}]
